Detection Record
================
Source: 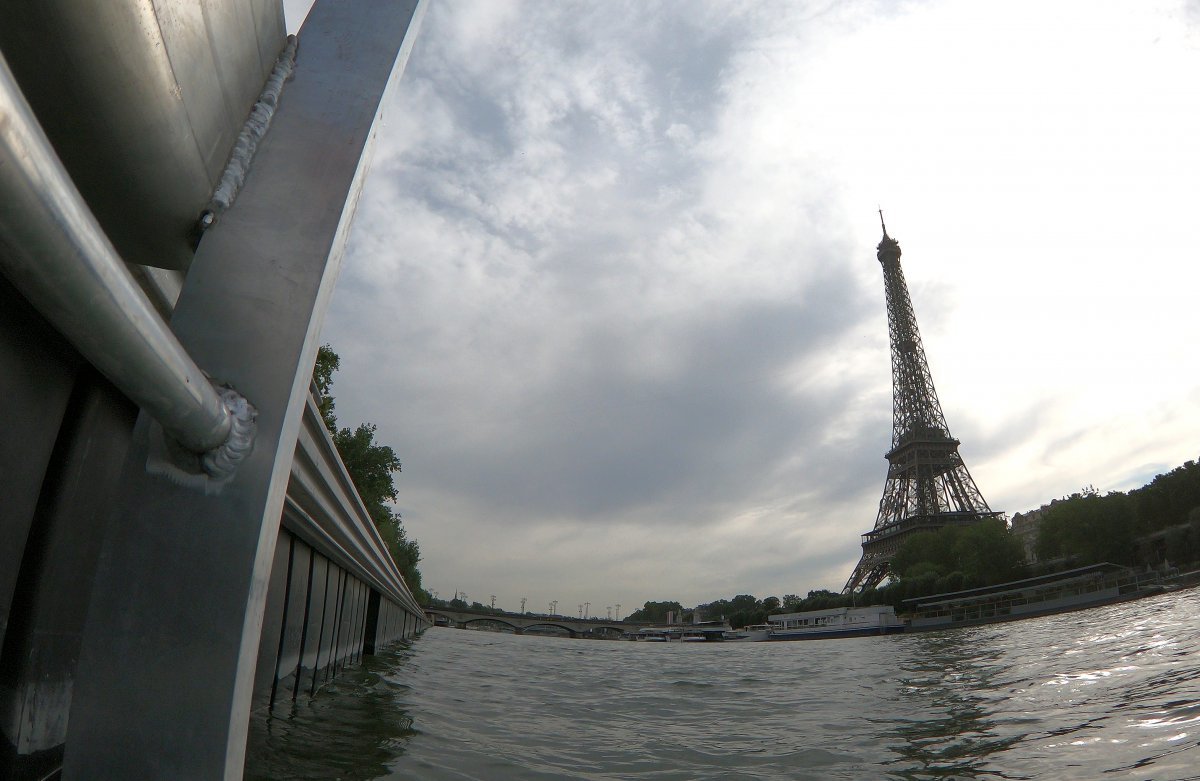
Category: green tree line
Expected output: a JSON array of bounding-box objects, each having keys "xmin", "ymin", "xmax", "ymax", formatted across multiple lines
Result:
[
  {"xmin": 629, "ymin": 457, "xmax": 1200, "ymax": 624},
  {"xmin": 1036, "ymin": 461, "xmax": 1200, "ymax": 568},
  {"xmin": 314, "ymin": 345, "xmax": 427, "ymax": 603}
]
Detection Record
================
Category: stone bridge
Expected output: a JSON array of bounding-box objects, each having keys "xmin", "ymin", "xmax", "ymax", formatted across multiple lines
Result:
[{"xmin": 426, "ymin": 608, "xmax": 643, "ymax": 638}]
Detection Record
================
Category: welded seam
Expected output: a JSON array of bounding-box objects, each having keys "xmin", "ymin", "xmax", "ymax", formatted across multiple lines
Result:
[{"xmin": 198, "ymin": 34, "xmax": 298, "ymax": 231}]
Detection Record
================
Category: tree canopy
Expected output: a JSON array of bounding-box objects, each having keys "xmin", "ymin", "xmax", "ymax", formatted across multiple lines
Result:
[
  {"xmin": 1035, "ymin": 490, "xmax": 1136, "ymax": 566},
  {"xmin": 624, "ymin": 600, "xmax": 684, "ymax": 624},
  {"xmin": 1030, "ymin": 463, "xmax": 1200, "ymax": 570},
  {"xmin": 315, "ymin": 345, "xmax": 426, "ymax": 602},
  {"xmin": 890, "ymin": 518, "xmax": 1027, "ymax": 591}
]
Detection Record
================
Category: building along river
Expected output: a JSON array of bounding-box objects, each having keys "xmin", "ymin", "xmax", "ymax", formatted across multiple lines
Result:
[{"xmin": 246, "ymin": 588, "xmax": 1200, "ymax": 780}]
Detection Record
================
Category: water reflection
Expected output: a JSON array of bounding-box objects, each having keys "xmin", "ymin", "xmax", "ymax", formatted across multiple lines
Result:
[
  {"xmin": 244, "ymin": 642, "xmax": 418, "ymax": 781},
  {"xmin": 245, "ymin": 590, "xmax": 1200, "ymax": 780},
  {"xmin": 882, "ymin": 629, "xmax": 1026, "ymax": 779}
]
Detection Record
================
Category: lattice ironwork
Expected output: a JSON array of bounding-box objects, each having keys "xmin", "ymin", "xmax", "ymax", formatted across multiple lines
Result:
[{"xmin": 843, "ymin": 219, "xmax": 1002, "ymax": 593}]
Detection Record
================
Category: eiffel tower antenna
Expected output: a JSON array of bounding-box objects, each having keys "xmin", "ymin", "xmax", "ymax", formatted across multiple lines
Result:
[{"xmin": 843, "ymin": 220, "xmax": 1003, "ymax": 593}]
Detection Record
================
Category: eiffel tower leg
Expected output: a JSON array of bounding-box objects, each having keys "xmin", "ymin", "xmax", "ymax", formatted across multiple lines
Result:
[{"xmin": 842, "ymin": 557, "xmax": 888, "ymax": 594}]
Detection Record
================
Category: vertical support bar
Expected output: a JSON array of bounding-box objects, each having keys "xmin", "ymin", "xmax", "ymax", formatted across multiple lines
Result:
[
  {"xmin": 363, "ymin": 591, "xmax": 380, "ymax": 655},
  {"xmin": 63, "ymin": 3, "xmax": 426, "ymax": 778}
]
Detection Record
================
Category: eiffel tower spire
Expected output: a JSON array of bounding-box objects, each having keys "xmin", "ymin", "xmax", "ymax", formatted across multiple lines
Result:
[{"xmin": 843, "ymin": 220, "xmax": 1002, "ymax": 593}]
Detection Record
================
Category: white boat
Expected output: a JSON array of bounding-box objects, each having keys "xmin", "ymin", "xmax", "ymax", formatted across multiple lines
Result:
[
  {"xmin": 767, "ymin": 606, "xmax": 904, "ymax": 640},
  {"xmin": 680, "ymin": 620, "xmax": 732, "ymax": 642},
  {"xmin": 633, "ymin": 628, "xmax": 676, "ymax": 642},
  {"xmin": 724, "ymin": 624, "xmax": 771, "ymax": 641}
]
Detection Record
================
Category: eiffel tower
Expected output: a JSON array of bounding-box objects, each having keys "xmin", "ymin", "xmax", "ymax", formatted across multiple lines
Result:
[{"xmin": 843, "ymin": 215, "xmax": 1003, "ymax": 593}]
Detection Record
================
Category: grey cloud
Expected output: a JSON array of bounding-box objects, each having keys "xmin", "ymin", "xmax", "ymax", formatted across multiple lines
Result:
[
  {"xmin": 320, "ymin": 0, "xmax": 928, "ymax": 603},
  {"xmin": 395, "ymin": 270, "xmax": 874, "ymax": 521}
]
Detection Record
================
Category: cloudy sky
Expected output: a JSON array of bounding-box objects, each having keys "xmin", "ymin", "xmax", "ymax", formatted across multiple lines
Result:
[{"xmin": 286, "ymin": 0, "xmax": 1200, "ymax": 615}]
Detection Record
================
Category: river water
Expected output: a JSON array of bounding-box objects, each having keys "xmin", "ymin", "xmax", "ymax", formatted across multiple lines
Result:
[{"xmin": 247, "ymin": 588, "xmax": 1200, "ymax": 780}]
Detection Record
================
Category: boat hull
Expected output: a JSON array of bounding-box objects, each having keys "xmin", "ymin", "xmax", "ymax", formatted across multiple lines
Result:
[{"xmin": 768, "ymin": 624, "xmax": 906, "ymax": 641}]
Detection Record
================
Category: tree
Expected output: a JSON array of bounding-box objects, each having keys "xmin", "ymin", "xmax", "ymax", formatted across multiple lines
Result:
[
  {"xmin": 625, "ymin": 601, "xmax": 683, "ymax": 623},
  {"xmin": 1036, "ymin": 491, "xmax": 1135, "ymax": 567},
  {"xmin": 333, "ymin": 422, "xmax": 401, "ymax": 525},
  {"xmin": 890, "ymin": 518, "xmax": 1026, "ymax": 593},
  {"xmin": 314, "ymin": 345, "xmax": 340, "ymax": 431},
  {"xmin": 314, "ymin": 345, "xmax": 426, "ymax": 602}
]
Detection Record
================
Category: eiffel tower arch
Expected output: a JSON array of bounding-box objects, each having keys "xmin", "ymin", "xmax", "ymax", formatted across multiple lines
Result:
[{"xmin": 843, "ymin": 218, "xmax": 1003, "ymax": 593}]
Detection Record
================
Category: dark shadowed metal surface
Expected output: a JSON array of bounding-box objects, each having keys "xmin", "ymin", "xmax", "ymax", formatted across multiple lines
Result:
[
  {"xmin": 0, "ymin": 0, "xmax": 285, "ymax": 270},
  {"xmin": 0, "ymin": 54, "xmax": 238, "ymax": 457},
  {"xmin": 61, "ymin": 2, "xmax": 426, "ymax": 777}
]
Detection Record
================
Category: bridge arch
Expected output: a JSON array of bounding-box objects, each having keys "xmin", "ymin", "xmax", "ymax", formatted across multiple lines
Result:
[{"xmin": 459, "ymin": 617, "xmax": 521, "ymax": 632}]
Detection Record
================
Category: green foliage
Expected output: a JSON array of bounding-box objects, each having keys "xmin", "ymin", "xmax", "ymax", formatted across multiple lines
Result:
[
  {"xmin": 1027, "ymin": 462, "xmax": 1200, "ymax": 570},
  {"xmin": 1131, "ymin": 460, "xmax": 1200, "ymax": 535},
  {"xmin": 1035, "ymin": 492, "xmax": 1136, "ymax": 566},
  {"xmin": 314, "ymin": 344, "xmax": 340, "ymax": 431},
  {"xmin": 624, "ymin": 600, "xmax": 684, "ymax": 623},
  {"xmin": 332, "ymin": 423, "xmax": 401, "ymax": 520},
  {"xmin": 314, "ymin": 345, "xmax": 426, "ymax": 603},
  {"xmin": 890, "ymin": 519, "xmax": 1026, "ymax": 591},
  {"xmin": 693, "ymin": 594, "xmax": 778, "ymax": 629}
]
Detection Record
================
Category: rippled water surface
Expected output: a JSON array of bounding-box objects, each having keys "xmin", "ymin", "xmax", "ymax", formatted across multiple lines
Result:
[{"xmin": 247, "ymin": 588, "xmax": 1200, "ymax": 780}]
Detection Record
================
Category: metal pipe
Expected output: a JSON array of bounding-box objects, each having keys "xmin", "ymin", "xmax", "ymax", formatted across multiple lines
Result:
[{"xmin": 0, "ymin": 52, "xmax": 251, "ymax": 477}]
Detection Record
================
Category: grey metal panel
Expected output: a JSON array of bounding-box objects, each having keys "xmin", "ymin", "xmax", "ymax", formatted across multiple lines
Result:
[
  {"xmin": 0, "ymin": 278, "xmax": 78, "ymax": 653},
  {"xmin": 248, "ymin": 0, "xmax": 288, "ymax": 86},
  {"xmin": 354, "ymin": 584, "xmax": 367, "ymax": 660},
  {"xmin": 63, "ymin": 3, "xmax": 425, "ymax": 775},
  {"xmin": 281, "ymin": 495, "xmax": 404, "ymax": 613},
  {"xmin": 377, "ymin": 600, "xmax": 388, "ymax": 648},
  {"xmin": 381, "ymin": 602, "xmax": 389, "ymax": 645},
  {"xmin": 286, "ymin": 394, "xmax": 422, "ymax": 613},
  {"xmin": 0, "ymin": 375, "xmax": 135, "ymax": 774},
  {"xmin": 351, "ymin": 580, "xmax": 365, "ymax": 664},
  {"xmin": 273, "ymin": 538, "xmax": 311, "ymax": 700},
  {"xmin": 251, "ymin": 530, "xmax": 292, "ymax": 712},
  {"xmin": 311, "ymin": 557, "xmax": 337, "ymax": 695},
  {"xmin": 321, "ymin": 565, "xmax": 345, "ymax": 685},
  {"xmin": 294, "ymin": 554, "xmax": 328, "ymax": 698},
  {"xmin": 343, "ymin": 579, "xmax": 358, "ymax": 667},
  {"xmin": 355, "ymin": 583, "xmax": 368, "ymax": 660},
  {"xmin": 0, "ymin": 55, "xmax": 241, "ymax": 459},
  {"xmin": 362, "ymin": 589, "xmax": 380, "ymax": 654},
  {"xmin": 333, "ymin": 574, "xmax": 352, "ymax": 673},
  {"xmin": 400, "ymin": 607, "xmax": 409, "ymax": 640},
  {"xmin": 343, "ymin": 578, "xmax": 361, "ymax": 669},
  {"xmin": 0, "ymin": 1, "xmax": 287, "ymax": 270}
]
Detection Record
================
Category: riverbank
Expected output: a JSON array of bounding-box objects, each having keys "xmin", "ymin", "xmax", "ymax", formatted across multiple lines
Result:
[{"xmin": 902, "ymin": 563, "xmax": 1200, "ymax": 632}]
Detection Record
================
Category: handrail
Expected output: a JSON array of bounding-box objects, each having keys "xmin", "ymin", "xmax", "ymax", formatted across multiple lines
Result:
[{"xmin": 0, "ymin": 53, "xmax": 253, "ymax": 482}]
